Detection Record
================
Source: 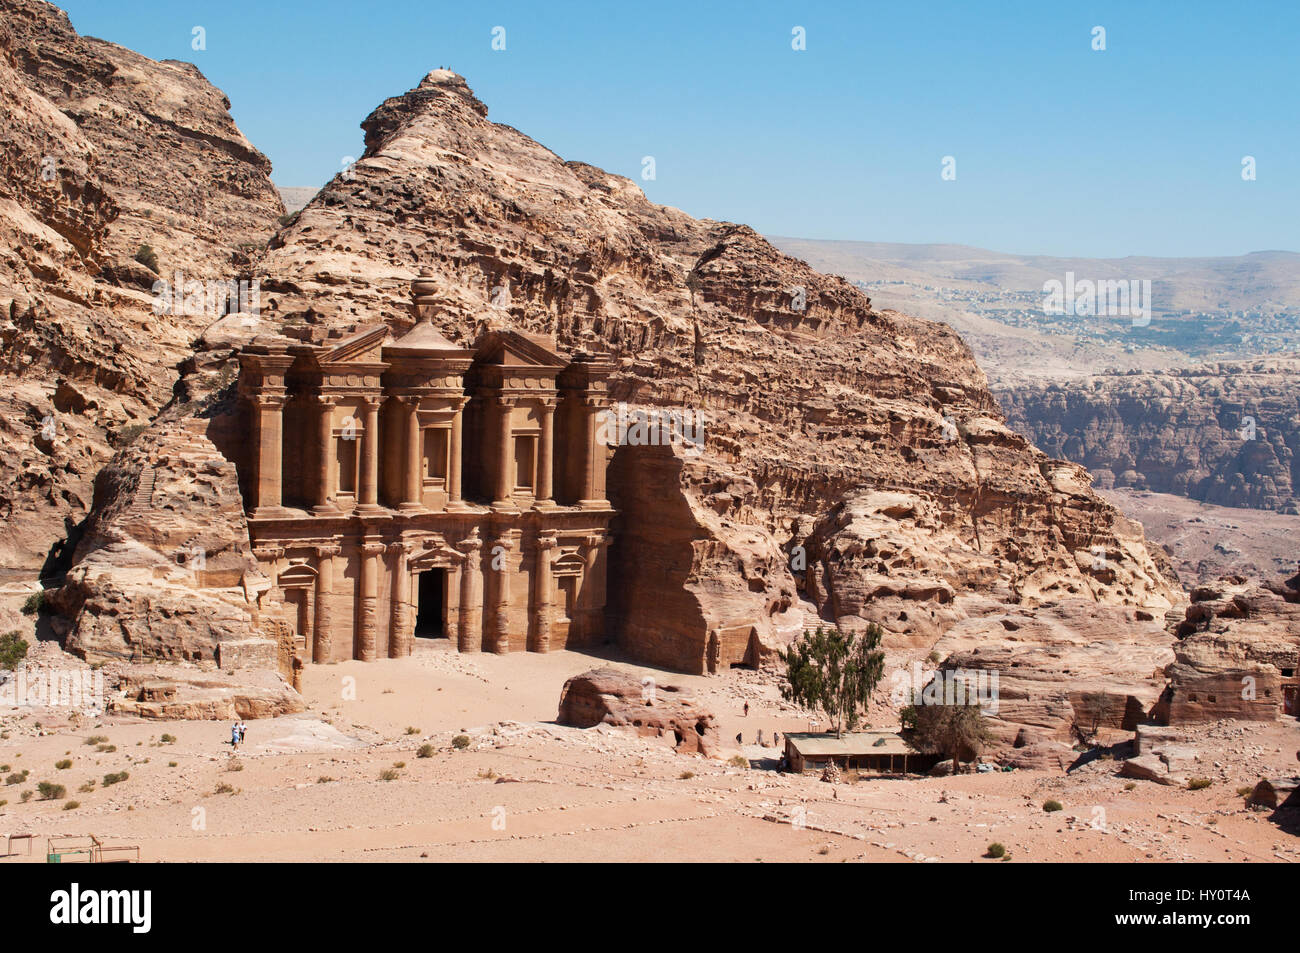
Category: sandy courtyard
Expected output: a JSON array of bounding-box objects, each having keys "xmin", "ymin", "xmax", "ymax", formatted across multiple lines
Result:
[{"xmin": 1, "ymin": 644, "xmax": 1298, "ymax": 863}]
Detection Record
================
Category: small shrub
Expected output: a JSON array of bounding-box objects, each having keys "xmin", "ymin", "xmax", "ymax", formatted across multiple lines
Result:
[
  {"xmin": 63, "ymin": 801, "xmax": 79, "ymax": 811},
  {"xmin": 416, "ymin": 744, "xmax": 434, "ymax": 758},
  {"xmin": 37, "ymin": 781, "xmax": 66, "ymax": 800},
  {"xmin": 77, "ymin": 782, "xmax": 95, "ymax": 793},
  {"xmin": 97, "ymin": 744, "xmax": 116, "ymax": 753},
  {"xmin": 679, "ymin": 771, "xmax": 695, "ymax": 780},
  {"xmin": 134, "ymin": 244, "xmax": 159, "ymax": 273},
  {"xmin": 102, "ymin": 771, "xmax": 128, "ymax": 786},
  {"xmin": 226, "ymin": 759, "xmax": 244, "ymax": 772},
  {"xmin": 55, "ymin": 760, "xmax": 72, "ymax": 770},
  {"xmin": 1043, "ymin": 800, "xmax": 1063, "ymax": 812},
  {"xmin": 20, "ymin": 591, "xmax": 44, "ymax": 616},
  {"xmin": 85, "ymin": 735, "xmax": 108, "ymax": 746},
  {"xmin": 214, "ymin": 782, "xmax": 234, "ymax": 795},
  {"xmin": 0, "ymin": 631, "xmax": 28, "ymax": 669},
  {"xmin": 451, "ymin": 734, "xmax": 470, "ymax": 750},
  {"xmin": 168, "ymin": 762, "xmax": 177, "ymax": 768},
  {"xmin": 316, "ymin": 776, "xmax": 334, "ymax": 784},
  {"xmin": 20, "ymin": 791, "xmax": 32, "ymax": 802},
  {"xmin": 729, "ymin": 755, "xmax": 748, "ymax": 768},
  {"xmin": 404, "ymin": 726, "xmax": 420, "ymax": 736},
  {"xmin": 985, "ymin": 842, "xmax": 1006, "ymax": 859},
  {"xmin": 379, "ymin": 768, "xmax": 400, "ymax": 781},
  {"xmin": 1236, "ymin": 785, "xmax": 1255, "ymax": 798},
  {"xmin": 1124, "ymin": 782, "xmax": 1137, "ymax": 791},
  {"xmin": 159, "ymin": 733, "xmax": 176, "ymax": 744},
  {"xmin": 5, "ymin": 770, "xmax": 29, "ymax": 785},
  {"xmin": 1188, "ymin": 777, "xmax": 1213, "ymax": 791}
]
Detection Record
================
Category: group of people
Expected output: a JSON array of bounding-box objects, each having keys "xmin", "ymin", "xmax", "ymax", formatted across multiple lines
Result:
[{"xmin": 230, "ymin": 720, "xmax": 248, "ymax": 749}]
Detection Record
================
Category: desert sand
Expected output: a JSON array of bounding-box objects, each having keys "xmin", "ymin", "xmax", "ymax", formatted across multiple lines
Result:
[{"xmin": 2, "ymin": 643, "xmax": 1297, "ymax": 864}]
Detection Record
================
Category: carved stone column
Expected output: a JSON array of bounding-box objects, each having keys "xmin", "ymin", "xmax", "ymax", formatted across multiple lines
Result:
[
  {"xmin": 493, "ymin": 396, "xmax": 516, "ymax": 509},
  {"xmin": 389, "ymin": 542, "xmax": 413, "ymax": 657},
  {"xmin": 490, "ymin": 531, "xmax": 514, "ymax": 654},
  {"xmin": 531, "ymin": 531, "xmax": 558, "ymax": 652},
  {"xmin": 358, "ymin": 397, "xmax": 383, "ymax": 512},
  {"xmin": 447, "ymin": 398, "xmax": 466, "ymax": 508},
  {"xmin": 536, "ymin": 400, "xmax": 555, "ymax": 506},
  {"xmin": 578, "ymin": 533, "xmax": 609, "ymax": 643},
  {"xmin": 357, "ymin": 539, "xmax": 385, "ymax": 661},
  {"xmin": 250, "ymin": 394, "xmax": 286, "ymax": 515},
  {"xmin": 400, "ymin": 397, "xmax": 424, "ymax": 511},
  {"xmin": 457, "ymin": 530, "xmax": 483, "ymax": 653},
  {"xmin": 312, "ymin": 544, "xmax": 340, "ymax": 663},
  {"xmin": 578, "ymin": 396, "xmax": 608, "ymax": 508},
  {"xmin": 313, "ymin": 395, "xmax": 340, "ymax": 515}
]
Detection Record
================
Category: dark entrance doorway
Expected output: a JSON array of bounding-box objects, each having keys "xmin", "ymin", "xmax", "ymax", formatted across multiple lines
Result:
[{"xmin": 415, "ymin": 569, "xmax": 446, "ymax": 638}]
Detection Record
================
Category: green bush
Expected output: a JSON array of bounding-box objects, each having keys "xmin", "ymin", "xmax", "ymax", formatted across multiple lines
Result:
[
  {"xmin": 1188, "ymin": 778, "xmax": 1213, "ymax": 791},
  {"xmin": 134, "ymin": 244, "xmax": 159, "ymax": 273},
  {"xmin": 378, "ymin": 768, "xmax": 400, "ymax": 781},
  {"xmin": 159, "ymin": 733, "xmax": 176, "ymax": 744},
  {"xmin": 102, "ymin": 771, "xmax": 128, "ymax": 786},
  {"xmin": 0, "ymin": 631, "xmax": 27, "ymax": 669},
  {"xmin": 20, "ymin": 591, "xmax": 43, "ymax": 616},
  {"xmin": 404, "ymin": 726, "xmax": 420, "ymax": 735},
  {"xmin": 37, "ymin": 781, "xmax": 66, "ymax": 800},
  {"xmin": 416, "ymin": 744, "xmax": 434, "ymax": 758},
  {"xmin": 63, "ymin": 800, "xmax": 80, "ymax": 811},
  {"xmin": 85, "ymin": 735, "xmax": 108, "ymax": 746},
  {"xmin": 451, "ymin": 734, "xmax": 470, "ymax": 750},
  {"xmin": 55, "ymin": 760, "xmax": 71, "ymax": 770},
  {"xmin": 1043, "ymin": 799, "xmax": 1063, "ymax": 812},
  {"xmin": 729, "ymin": 755, "xmax": 749, "ymax": 768},
  {"xmin": 5, "ymin": 770, "xmax": 29, "ymax": 785},
  {"xmin": 986, "ymin": 842, "xmax": 1006, "ymax": 858},
  {"xmin": 1236, "ymin": 785, "xmax": 1255, "ymax": 798}
]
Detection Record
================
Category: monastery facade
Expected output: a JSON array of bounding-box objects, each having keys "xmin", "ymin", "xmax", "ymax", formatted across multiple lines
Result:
[{"xmin": 235, "ymin": 279, "xmax": 614, "ymax": 665}]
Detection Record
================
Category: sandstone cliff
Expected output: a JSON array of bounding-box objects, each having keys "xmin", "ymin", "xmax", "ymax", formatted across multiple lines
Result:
[
  {"xmin": 233, "ymin": 70, "xmax": 1174, "ymax": 671},
  {"xmin": 997, "ymin": 359, "xmax": 1300, "ymax": 514},
  {"xmin": 0, "ymin": 0, "xmax": 283, "ymax": 572}
]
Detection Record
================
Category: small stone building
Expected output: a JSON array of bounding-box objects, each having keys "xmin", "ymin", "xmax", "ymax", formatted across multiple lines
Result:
[
  {"xmin": 784, "ymin": 731, "xmax": 940, "ymax": 775},
  {"xmin": 235, "ymin": 279, "xmax": 614, "ymax": 664}
]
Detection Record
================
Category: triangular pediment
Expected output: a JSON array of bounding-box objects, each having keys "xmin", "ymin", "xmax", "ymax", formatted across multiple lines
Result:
[
  {"xmin": 320, "ymin": 324, "xmax": 389, "ymax": 365},
  {"xmin": 474, "ymin": 329, "xmax": 567, "ymax": 368}
]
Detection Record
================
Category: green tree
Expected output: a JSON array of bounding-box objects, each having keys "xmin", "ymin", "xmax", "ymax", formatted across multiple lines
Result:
[
  {"xmin": 901, "ymin": 697, "xmax": 994, "ymax": 775},
  {"xmin": 780, "ymin": 625, "xmax": 886, "ymax": 738}
]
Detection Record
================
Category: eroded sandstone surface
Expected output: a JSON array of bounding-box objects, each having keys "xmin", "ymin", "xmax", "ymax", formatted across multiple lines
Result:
[
  {"xmin": 0, "ymin": 0, "xmax": 282, "ymax": 571},
  {"xmin": 998, "ymin": 359, "xmax": 1300, "ymax": 514},
  {"xmin": 233, "ymin": 69, "xmax": 1173, "ymax": 674}
]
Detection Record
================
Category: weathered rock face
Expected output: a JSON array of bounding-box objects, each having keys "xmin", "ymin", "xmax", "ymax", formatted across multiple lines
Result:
[
  {"xmin": 998, "ymin": 360, "xmax": 1300, "ymax": 514},
  {"xmin": 556, "ymin": 667, "xmax": 721, "ymax": 757},
  {"xmin": 929, "ymin": 600, "xmax": 1176, "ymax": 746},
  {"xmin": 1160, "ymin": 572, "xmax": 1300, "ymax": 724},
  {"xmin": 0, "ymin": 0, "xmax": 282, "ymax": 571},
  {"xmin": 48, "ymin": 423, "xmax": 290, "ymax": 676},
  {"xmin": 241, "ymin": 68, "xmax": 1172, "ymax": 672}
]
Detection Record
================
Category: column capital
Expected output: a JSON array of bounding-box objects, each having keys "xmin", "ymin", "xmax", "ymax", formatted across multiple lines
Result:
[
  {"xmin": 251, "ymin": 393, "xmax": 287, "ymax": 410},
  {"xmin": 313, "ymin": 543, "xmax": 342, "ymax": 559},
  {"xmin": 458, "ymin": 529, "xmax": 483, "ymax": 556},
  {"xmin": 316, "ymin": 393, "xmax": 340, "ymax": 408},
  {"xmin": 537, "ymin": 531, "xmax": 560, "ymax": 551},
  {"xmin": 360, "ymin": 541, "xmax": 387, "ymax": 558},
  {"xmin": 387, "ymin": 540, "xmax": 414, "ymax": 557}
]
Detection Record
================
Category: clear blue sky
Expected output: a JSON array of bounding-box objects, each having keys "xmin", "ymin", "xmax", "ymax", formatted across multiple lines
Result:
[{"xmin": 56, "ymin": 0, "xmax": 1299, "ymax": 258}]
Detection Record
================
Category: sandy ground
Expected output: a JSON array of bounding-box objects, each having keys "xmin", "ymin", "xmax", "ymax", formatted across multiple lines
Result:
[{"xmin": 1, "ymin": 644, "xmax": 1298, "ymax": 863}]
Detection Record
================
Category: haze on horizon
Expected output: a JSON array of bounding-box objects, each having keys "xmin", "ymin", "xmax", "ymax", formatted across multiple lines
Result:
[{"xmin": 53, "ymin": 0, "xmax": 1300, "ymax": 260}]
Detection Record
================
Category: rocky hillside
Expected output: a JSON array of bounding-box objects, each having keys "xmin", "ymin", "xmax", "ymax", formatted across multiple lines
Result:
[
  {"xmin": 232, "ymin": 69, "xmax": 1174, "ymax": 665},
  {"xmin": 998, "ymin": 360, "xmax": 1300, "ymax": 514},
  {"xmin": 0, "ymin": 0, "xmax": 283, "ymax": 572}
]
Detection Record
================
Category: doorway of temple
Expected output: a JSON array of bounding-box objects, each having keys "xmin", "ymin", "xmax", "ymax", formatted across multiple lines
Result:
[{"xmin": 415, "ymin": 568, "xmax": 447, "ymax": 638}]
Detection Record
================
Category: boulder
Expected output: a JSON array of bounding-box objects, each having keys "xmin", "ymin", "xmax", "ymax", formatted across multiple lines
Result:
[{"xmin": 557, "ymin": 667, "xmax": 720, "ymax": 757}]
